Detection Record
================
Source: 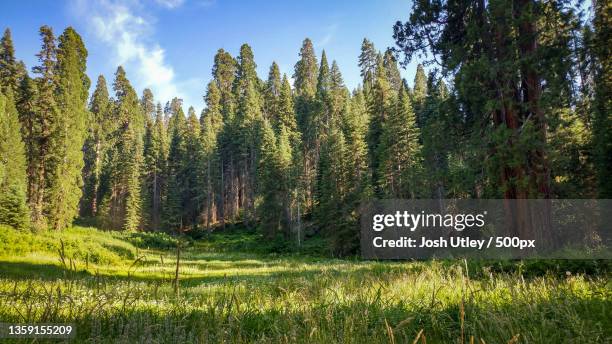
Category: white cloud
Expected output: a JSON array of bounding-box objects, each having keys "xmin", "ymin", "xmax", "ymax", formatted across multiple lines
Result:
[
  {"xmin": 72, "ymin": 0, "xmax": 200, "ymax": 110},
  {"xmin": 318, "ymin": 24, "xmax": 338, "ymax": 47},
  {"xmin": 155, "ymin": 0, "xmax": 185, "ymax": 9}
]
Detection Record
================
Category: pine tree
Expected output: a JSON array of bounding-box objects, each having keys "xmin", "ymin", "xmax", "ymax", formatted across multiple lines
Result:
[
  {"xmin": 212, "ymin": 48, "xmax": 237, "ymax": 120},
  {"xmin": 420, "ymin": 76, "xmax": 452, "ymax": 199},
  {"xmin": 367, "ymin": 55, "xmax": 394, "ymax": 196},
  {"xmin": 358, "ymin": 38, "xmax": 378, "ymax": 91},
  {"xmin": 0, "ymin": 28, "xmax": 25, "ymax": 95},
  {"xmin": 99, "ymin": 67, "xmax": 143, "ymax": 231},
  {"xmin": 383, "ymin": 49, "xmax": 402, "ymax": 92},
  {"xmin": 412, "ymin": 64, "xmax": 427, "ymax": 126},
  {"xmin": 258, "ymin": 120, "xmax": 288, "ymax": 238},
  {"xmin": 212, "ymin": 49, "xmax": 238, "ymax": 227},
  {"xmin": 277, "ymin": 74, "xmax": 297, "ymax": 133},
  {"xmin": 317, "ymin": 119, "xmax": 367, "ymax": 255},
  {"xmin": 592, "ymin": 0, "xmax": 612, "ymax": 198},
  {"xmin": 184, "ymin": 106, "xmax": 203, "ymax": 229},
  {"xmin": 164, "ymin": 106, "xmax": 187, "ymax": 232},
  {"xmin": 0, "ymin": 92, "xmax": 29, "ymax": 229},
  {"xmin": 47, "ymin": 27, "xmax": 90, "ymax": 230},
  {"xmin": 293, "ymin": 38, "xmax": 319, "ymax": 212},
  {"xmin": 329, "ymin": 61, "xmax": 349, "ymax": 127},
  {"xmin": 264, "ymin": 62, "xmax": 281, "ymax": 123},
  {"xmin": 337, "ymin": 94, "xmax": 371, "ymax": 255},
  {"xmin": 227, "ymin": 44, "xmax": 264, "ymax": 226},
  {"xmin": 15, "ymin": 75, "xmax": 39, "ymax": 214},
  {"xmin": 316, "ymin": 126, "xmax": 349, "ymax": 236},
  {"xmin": 141, "ymin": 89, "xmax": 169, "ymax": 230},
  {"xmin": 393, "ymin": 0, "xmax": 571, "ymax": 243},
  {"xmin": 200, "ymin": 82, "xmax": 223, "ymax": 229},
  {"xmin": 378, "ymin": 84, "xmax": 423, "ymax": 198},
  {"xmin": 293, "ymin": 38, "xmax": 318, "ymax": 100},
  {"xmin": 29, "ymin": 26, "xmax": 59, "ymax": 229},
  {"xmin": 81, "ymin": 75, "xmax": 111, "ymax": 218}
]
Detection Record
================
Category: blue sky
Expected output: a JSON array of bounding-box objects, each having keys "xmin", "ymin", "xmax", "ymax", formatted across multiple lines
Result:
[{"xmin": 0, "ymin": 0, "xmax": 418, "ymax": 112}]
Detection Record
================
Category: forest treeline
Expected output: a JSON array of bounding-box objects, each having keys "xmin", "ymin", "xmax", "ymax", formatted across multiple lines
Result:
[{"xmin": 0, "ymin": 0, "xmax": 609, "ymax": 254}]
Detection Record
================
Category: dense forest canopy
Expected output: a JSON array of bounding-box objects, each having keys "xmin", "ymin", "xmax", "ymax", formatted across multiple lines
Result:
[{"xmin": 0, "ymin": 0, "xmax": 609, "ymax": 255}]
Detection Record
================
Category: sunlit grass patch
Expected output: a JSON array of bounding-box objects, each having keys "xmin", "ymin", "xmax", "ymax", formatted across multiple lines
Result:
[{"xmin": 0, "ymin": 226, "xmax": 609, "ymax": 343}]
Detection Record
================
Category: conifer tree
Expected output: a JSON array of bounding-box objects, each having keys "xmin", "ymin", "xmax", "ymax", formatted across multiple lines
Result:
[
  {"xmin": 293, "ymin": 38, "xmax": 319, "ymax": 211},
  {"xmin": 293, "ymin": 38, "xmax": 318, "ymax": 100},
  {"xmin": 29, "ymin": 26, "xmax": 59, "ymax": 229},
  {"xmin": 358, "ymin": 38, "xmax": 378, "ymax": 91},
  {"xmin": 164, "ymin": 106, "xmax": 187, "ymax": 231},
  {"xmin": 81, "ymin": 75, "xmax": 111, "ymax": 217},
  {"xmin": 412, "ymin": 64, "xmax": 427, "ymax": 126},
  {"xmin": 258, "ymin": 120, "xmax": 291, "ymax": 238},
  {"xmin": 227, "ymin": 44, "xmax": 264, "ymax": 226},
  {"xmin": 367, "ymin": 55, "xmax": 394, "ymax": 196},
  {"xmin": 277, "ymin": 74, "xmax": 297, "ymax": 133},
  {"xmin": 212, "ymin": 48, "xmax": 237, "ymax": 120},
  {"xmin": 15, "ymin": 75, "xmax": 38, "ymax": 209},
  {"xmin": 200, "ymin": 82, "xmax": 223, "ymax": 229},
  {"xmin": 337, "ymin": 95, "xmax": 371, "ymax": 254},
  {"xmin": 421, "ymin": 73, "xmax": 454, "ymax": 199},
  {"xmin": 0, "ymin": 28, "xmax": 25, "ymax": 95},
  {"xmin": 141, "ymin": 90, "xmax": 169, "ymax": 230},
  {"xmin": 264, "ymin": 62, "xmax": 281, "ymax": 122},
  {"xmin": 212, "ymin": 49, "xmax": 238, "ymax": 227},
  {"xmin": 184, "ymin": 106, "xmax": 203, "ymax": 229},
  {"xmin": 378, "ymin": 84, "xmax": 423, "ymax": 198},
  {"xmin": 0, "ymin": 92, "xmax": 29, "ymax": 229},
  {"xmin": 317, "ymin": 119, "xmax": 367, "ymax": 255},
  {"xmin": 329, "ymin": 61, "xmax": 349, "ymax": 126},
  {"xmin": 383, "ymin": 49, "xmax": 402, "ymax": 92},
  {"xmin": 47, "ymin": 27, "xmax": 90, "ymax": 230},
  {"xmin": 99, "ymin": 67, "xmax": 143, "ymax": 231},
  {"xmin": 592, "ymin": 1, "xmax": 612, "ymax": 198}
]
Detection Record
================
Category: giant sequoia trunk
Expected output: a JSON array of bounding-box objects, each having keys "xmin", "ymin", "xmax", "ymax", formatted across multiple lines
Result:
[{"xmin": 486, "ymin": 0, "xmax": 553, "ymax": 247}]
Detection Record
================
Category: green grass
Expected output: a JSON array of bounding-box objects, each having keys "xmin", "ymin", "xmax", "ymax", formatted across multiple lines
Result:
[{"xmin": 0, "ymin": 225, "xmax": 610, "ymax": 343}]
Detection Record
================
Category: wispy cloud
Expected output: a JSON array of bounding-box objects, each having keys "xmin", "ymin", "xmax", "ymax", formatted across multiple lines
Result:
[
  {"xmin": 155, "ymin": 0, "xmax": 185, "ymax": 9},
  {"xmin": 318, "ymin": 24, "xmax": 338, "ymax": 47},
  {"xmin": 72, "ymin": 0, "xmax": 201, "ymax": 110}
]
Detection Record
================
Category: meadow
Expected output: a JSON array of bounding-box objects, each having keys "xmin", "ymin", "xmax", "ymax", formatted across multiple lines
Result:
[{"xmin": 0, "ymin": 225, "xmax": 610, "ymax": 343}]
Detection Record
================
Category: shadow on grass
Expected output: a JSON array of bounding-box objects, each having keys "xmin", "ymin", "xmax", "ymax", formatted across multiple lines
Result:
[{"xmin": 0, "ymin": 261, "xmax": 91, "ymax": 280}]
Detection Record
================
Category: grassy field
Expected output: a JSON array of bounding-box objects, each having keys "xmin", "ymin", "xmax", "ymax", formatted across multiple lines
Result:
[{"xmin": 0, "ymin": 225, "xmax": 610, "ymax": 343}]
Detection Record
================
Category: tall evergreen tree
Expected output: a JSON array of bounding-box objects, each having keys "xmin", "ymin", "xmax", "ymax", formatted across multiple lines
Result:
[
  {"xmin": 292, "ymin": 39, "xmax": 319, "ymax": 212},
  {"xmin": 141, "ymin": 90, "xmax": 169, "ymax": 230},
  {"xmin": 29, "ymin": 26, "xmax": 59, "ymax": 229},
  {"xmin": 99, "ymin": 67, "xmax": 143, "ymax": 231},
  {"xmin": 382, "ymin": 49, "xmax": 402, "ymax": 92},
  {"xmin": 378, "ymin": 85, "xmax": 423, "ymax": 198},
  {"xmin": 81, "ymin": 75, "xmax": 111, "ymax": 218},
  {"xmin": 367, "ymin": 55, "xmax": 394, "ymax": 196},
  {"xmin": 212, "ymin": 49, "xmax": 238, "ymax": 227},
  {"xmin": 592, "ymin": 0, "xmax": 612, "ymax": 198},
  {"xmin": 264, "ymin": 61, "xmax": 282, "ymax": 122},
  {"xmin": 293, "ymin": 38, "xmax": 318, "ymax": 100},
  {"xmin": 200, "ymin": 82, "xmax": 223, "ymax": 229},
  {"xmin": 0, "ymin": 92, "xmax": 29, "ymax": 229},
  {"xmin": 184, "ymin": 106, "xmax": 203, "ymax": 229},
  {"xmin": 0, "ymin": 28, "xmax": 25, "ymax": 95},
  {"xmin": 412, "ymin": 64, "xmax": 427, "ymax": 126},
  {"xmin": 358, "ymin": 38, "xmax": 378, "ymax": 92},
  {"xmin": 393, "ymin": 0, "xmax": 577, "ymax": 243},
  {"xmin": 277, "ymin": 74, "xmax": 297, "ymax": 133},
  {"xmin": 46, "ymin": 27, "xmax": 90, "ymax": 230},
  {"xmin": 164, "ymin": 106, "xmax": 187, "ymax": 231},
  {"xmin": 258, "ymin": 120, "xmax": 292, "ymax": 238}
]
